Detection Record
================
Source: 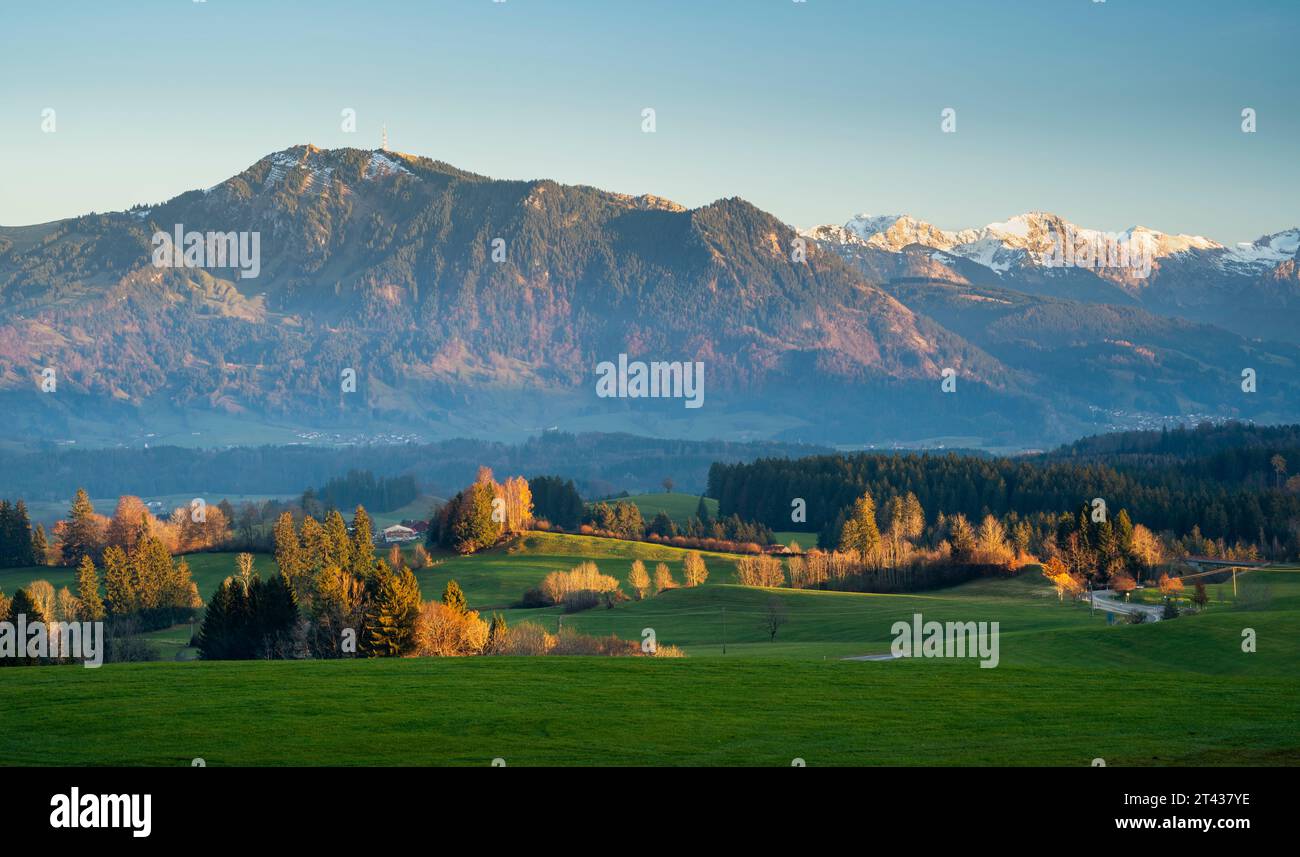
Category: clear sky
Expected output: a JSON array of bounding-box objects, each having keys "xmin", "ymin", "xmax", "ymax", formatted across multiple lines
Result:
[{"xmin": 1, "ymin": 0, "xmax": 1296, "ymax": 242}]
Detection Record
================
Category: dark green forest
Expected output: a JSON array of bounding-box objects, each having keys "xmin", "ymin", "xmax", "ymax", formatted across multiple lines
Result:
[{"xmin": 710, "ymin": 422, "xmax": 1300, "ymax": 554}]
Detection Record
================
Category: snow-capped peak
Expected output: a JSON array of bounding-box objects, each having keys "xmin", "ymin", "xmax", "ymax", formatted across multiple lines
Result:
[
  {"xmin": 1218, "ymin": 228, "xmax": 1300, "ymax": 273},
  {"xmin": 807, "ymin": 210, "xmax": 1236, "ymax": 273}
]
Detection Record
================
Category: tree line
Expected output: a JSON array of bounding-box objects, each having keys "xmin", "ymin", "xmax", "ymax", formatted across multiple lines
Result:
[
  {"xmin": 0, "ymin": 499, "xmax": 43, "ymax": 568},
  {"xmin": 304, "ymin": 469, "xmax": 419, "ymax": 516},
  {"xmin": 709, "ymin": 437, "xmax": 1300, "ymax": 557}
]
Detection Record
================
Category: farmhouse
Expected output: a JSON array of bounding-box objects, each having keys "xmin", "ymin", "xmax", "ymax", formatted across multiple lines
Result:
[{"xmin": 381, "ymin": 524, "xmax": 419, "ymax": 543}]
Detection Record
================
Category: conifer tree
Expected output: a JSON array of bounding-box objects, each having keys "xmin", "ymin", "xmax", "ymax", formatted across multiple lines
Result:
[
  {"xmin": 486, "ymin": 611, "xmax": 509, "ymax": 653},
  {"xmin": 362, "ymin": 561, "xmax": 421, "ymax": 657},
  {"xmin": 0, "ymin": 501, "xmax": 14, "ymax": 567},
  {"xmin": 61, "ymin": 488, "xmax": 100, "ymax": 566},
  {"xmin": 197, "ymin": 577, "xmax": 241, "ymax": 660},
  {"xmin": 273, "ymin": 512, "xmax": 306, "ymax": 595},
  {"xmin": 13, "ymin": 501, "xmax": 36, "ymax": 566},
  {"xmin": 350, "ymin": 506, "xmax": 376, "ymax": 578},
  {"xmin": 441, "ymin": 579, "xmax": 468, "ymax": 614},
  {"xmin": 76, "ymin": 555, "xmax": 106, "ymax": 621},
  {"xmin": 3, "ymin": 589, "xmax": 43, "ymax": 665},
  {"xmin": 299, "ymin": 515, "xmax": 327, "ymax": 573},
  {"xmin": 31, "ymin": 524, "xmax": 48, "ymax": 567},
  {"xmin": 323, "ymin": 510, "xmax": 353, "ymax": 572},
  {"xmin": 102, "ymin": 545, "xmax": 133, "ymax": 616}
]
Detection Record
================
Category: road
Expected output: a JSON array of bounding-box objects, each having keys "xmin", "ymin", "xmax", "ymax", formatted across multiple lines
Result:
[{"xmin": 1087, "ymin": 589, "xmax": 1164, "ymax": 622}]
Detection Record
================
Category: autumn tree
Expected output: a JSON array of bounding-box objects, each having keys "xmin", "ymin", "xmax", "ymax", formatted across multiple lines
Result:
[
  {"xmin": 977, "ymin": 514, "xmax": 1009, "ymax": 561},
  {"xmin": 1158, "ymin": 573, "xmax": 1184, "ymax": 599},
  {"xmin": 652, "ymin": 562, "xmax": 676, "ymax": 594},
  {"xmin": 1129, "ymin": 524, "xmax": 1162, "ymax": 581},
  {"xmin": 104, "ymin": 496, "xmax": 151, "ymax": 554},
  {"xmin": 682, "ymin": 551, "xmax": 708, "ymax": 587},
  {"xmin": 628, "ymin": 560, "xmax": 650, "ymax": 600},
  {"xmin": 947, "ymin": 513, "xmax": 977, "ymax": 560},
  {"xmin": 735, "ymin": 555, "xmax": 784, "ymax": 587},
  {"xmin": 1110, "ymin": 573, "xmax": 1137, "ymax": 602},
  {"xmin": 839, "ymin": 492, "xmax": 881, "ymax": 559},
  {"xmin": 499, "ymin": 476, "xmax": 534, "ymax": 534},
  {"xmin": 273, "ymin": 512, "xmax": 308, "ymax": 597}
]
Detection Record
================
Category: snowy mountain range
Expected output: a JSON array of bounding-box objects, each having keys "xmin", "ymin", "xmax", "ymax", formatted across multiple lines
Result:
[
  {"xmin": 2, "ymin": 145, "xmax": 1298, "ymax": 448},
  {"xmin": 805, "ymin": 212, "xmax": 1300, "ymax": 342}
]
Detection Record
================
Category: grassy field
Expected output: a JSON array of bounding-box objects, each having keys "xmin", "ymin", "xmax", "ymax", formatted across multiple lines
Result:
[
  {"xmin": 370, "ymin": 494, "xmax": 443, "ymax": 529},
  {"xmin": 772, "ymin": 531, "xmax": 818, "ymax": 549},
  {"xmin": 421, "ymin": 531, "xmax": 744, "ymax": 609},
  {"xmin": 2, "ymin": 657, "xmax": 1295, "ymax": 766},
  {"xmin": 1, "ymin": 535, "xmax": 1296, "ymax": 766},
  {"xmin": 605, "ymin": 492, "xmax": 716, "ymax": 525}
]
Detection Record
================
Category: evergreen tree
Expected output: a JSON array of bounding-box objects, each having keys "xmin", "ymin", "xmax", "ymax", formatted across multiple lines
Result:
[
  {"xmin": 12, "ymin": 501, "xmax": 35, "ymax": 566},
  {"xmin": 486, "ymin": 611, "xmax": 508, "ymax": 653},
  {"xmin": 3, "ymin": 588, "xmax": 43, "ymax": 665},
  {"xmin": 102, "ymin": 545, "xmax": 133, "ymax": 616},
  {"xmin": 323, "ymin": 510, "xmax": 353, "ymax": 572},
  {"xmin": 197, "ymin": 577, "xmax": 242, "ymax": 660},
  {"xmin": 247, "ymin": 573, "xmax": 299, "ymax": 658},
  {"xmin": 61, "ymin": 488, "xmax": 100, "ymax": 565},
  {"xmin": 1114, "ymin": 508, "xmax": 1135, "ymax": 557},
  {"xmin": 528, "ymin": 476, "xmax": 583, "ymax": 530},
  {"xmin": 6, "ymin": 587, "xmax": 44, "ymax": 624},
  {"xmin": 31, "ymin": 524, "xmax": 48, "ymax": 567},
  {"xmin": 0, "ymin": 501, "xmax": 14, "ymax": 567},
  {"xmin": 299, "ymin": 515, "xmax": 327, "ymax": 572},
  {"xmin": 446, "ymin": 482, "xmax": 502, "ymax": 553},
  {"xmin": 362, "ymin": 561, "xmax": 421, "ymax": 657},
  {"xmin": 696, "ymin": 494, "xmax": 712, "ymax": 525},
  {"xmin": 648, "ymin": 511, "xmax": 677, "ymax": 538},
  {"xmin": 273, "ymin": 512, "xmax": 306, "ymax": 596},
  {"xmin": 76, "ymin": 555, "xmax": 106, "ymax": 621},
  {"xmin": 130, "ymin": 535, "xmax": 173, "ymax": 611},
  {"xmin": 441, "ymin": 579, "xmax": 468, "ymax": 614},
  {"xmin": 350, "ymin": 506, "xmax": 376, "ymax": 578}
]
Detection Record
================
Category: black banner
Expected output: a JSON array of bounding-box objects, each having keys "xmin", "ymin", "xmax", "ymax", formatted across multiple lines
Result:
[{"xmin": 6, "ymin": 766, "xmax": 1283, "ymax": 844}]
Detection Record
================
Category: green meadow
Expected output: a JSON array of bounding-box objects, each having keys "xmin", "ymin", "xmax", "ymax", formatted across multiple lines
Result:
[
  {"xmin": 1, "ymin": 534, "xmax": 1296, "ymax": 766},
  {"xmin": 602, "ymin": 492, "xmax": 716, "ymax": 525}
]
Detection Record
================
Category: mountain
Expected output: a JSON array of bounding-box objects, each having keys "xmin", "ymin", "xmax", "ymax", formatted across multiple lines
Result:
[
  {"xmin": 807, "ymin": 212, "xmax": 1300, "ymax": 342},
  {"xmin": 1, "ymin": 145, "xmax": 1297, "ymax": 449}
]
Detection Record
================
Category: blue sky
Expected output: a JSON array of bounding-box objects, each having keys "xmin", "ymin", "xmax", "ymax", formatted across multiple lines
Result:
[{"xmin": 1, "ymin": 0, "xmax": 1296, "ymax": 242}]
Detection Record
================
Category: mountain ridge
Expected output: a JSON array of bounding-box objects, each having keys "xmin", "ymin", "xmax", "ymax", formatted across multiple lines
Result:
[{"xmin": 1, "ymin": 144, "xmax": 1296, "ymax": 448}]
